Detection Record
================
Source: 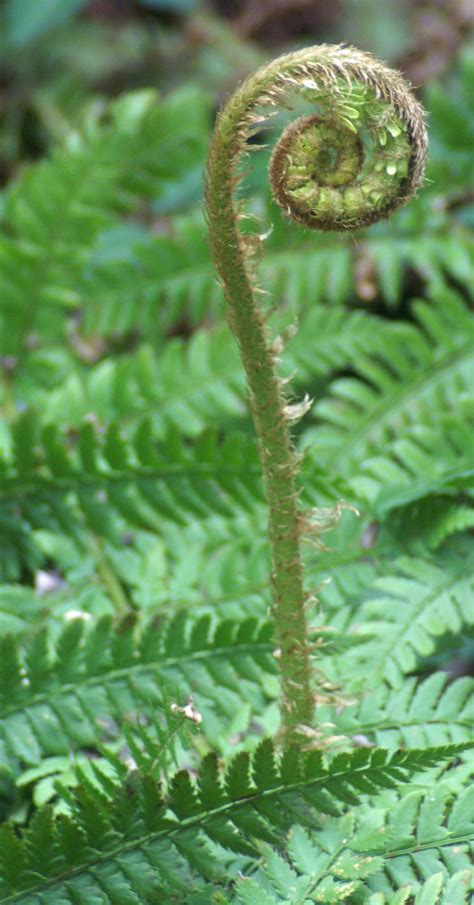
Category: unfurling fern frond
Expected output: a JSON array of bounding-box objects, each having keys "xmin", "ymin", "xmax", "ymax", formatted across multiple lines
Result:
[
  {"xmin": 0, "ymin": 613, "xmax": 277, "ymax": 774},
  {"xmin": 0, "ymin": 36, "xmax": 472, "ymax": 905},
  {"xmin": 0, "ymin": 738, "xmax": 470, "ymax": 904}
]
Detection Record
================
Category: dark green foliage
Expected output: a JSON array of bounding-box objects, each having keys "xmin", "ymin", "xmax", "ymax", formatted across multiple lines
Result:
[
  {"xmin": 0, "ymin": 738, "xmax": 471, "ymax": 904},
  {"xmin": 234, "ymin": 775, "xmax": 474, "ymax": 903},
  {"xmin": 0, "ymin": 613, "xmax": 277, "ymax": 774},
  {"xmin": 0, "ymin": 415, "xmax": 263, "ymax": 580}
]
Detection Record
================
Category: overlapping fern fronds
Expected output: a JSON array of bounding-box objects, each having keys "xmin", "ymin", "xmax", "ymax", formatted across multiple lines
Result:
[
  {"xmin": 0, "ymin": 612, "xmax": 277, "ymax": 775},
  {"xmin": 305, "ymin": 287, "xmax": 473, "ymax": 475},
  {"xmin": 0, "ymin": 736, "xmax": 470, "ymax": 904},
  {"xmin": 20, "ymin": 302, "xmax": 395, "ymax": 436},
  {"xmin": 0, "ymin": 87, "xmax": 210, "ymax": 360},
  {"xmin": 24, "ymin": 325, "xmax": 247, "ymax": 437},
  {"xmin": 0, "ymin": 413, "xmax": 264, "ymax": 580},
  {"xmin": 235, "ymin": 777, "xmax": 474, "ymax": 904},
  {"xmin": 326, "ymin": 672, "xmax": 474, "ymax": 748},
  {"xmin": 325, "ymin": 540, "xmax": 474, "ymax": 688}
]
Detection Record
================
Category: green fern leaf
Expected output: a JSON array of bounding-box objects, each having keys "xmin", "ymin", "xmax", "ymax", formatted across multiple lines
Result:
[
  {"xmin": 0, "ymin": 414, "xmax": 267, "ymax": 579},
  {"xmin": 0, "ymin": 613, "xmax": 277, "ymax": 777},
  {"xmin": 329, "ymin": 672, "xmax": 474, "ymax": 749},
  {"xmin": 305, "ymin": 288, "xmax": 473, "ymax": 477},
  {"xmin": 0, "ymin": 87, "xmax": 210, "ymax": 360},
  {"xmin": 0, "ymin": 739, "xmax": 470, "ymax": 903},
  {"xmin": 343, "ymin": 544, "xmax": 474, "ymax": 686}
]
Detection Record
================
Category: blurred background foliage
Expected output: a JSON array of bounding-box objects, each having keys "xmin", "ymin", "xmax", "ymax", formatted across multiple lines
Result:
[{"xmin": 0, "ymin": 0, "xmax": 472, "ymax": 178}]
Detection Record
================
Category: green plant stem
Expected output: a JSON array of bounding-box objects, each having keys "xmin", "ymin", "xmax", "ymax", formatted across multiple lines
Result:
[
  {"xmin": 206, "ymin": 82, "xmax": 315, "ymax": 738},
  {"xmin": 88, "ymin": 535, "xmax": 132, "ymax": 617}
]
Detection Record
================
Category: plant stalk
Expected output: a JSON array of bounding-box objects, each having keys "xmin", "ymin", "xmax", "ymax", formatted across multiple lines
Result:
[{"xmin": 205, "ymin": 93, "xmax": 315, "ymax": 737}]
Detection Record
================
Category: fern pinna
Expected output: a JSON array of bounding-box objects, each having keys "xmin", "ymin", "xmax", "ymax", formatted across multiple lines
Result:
[{"xmin": 0, "ymin": 40, "xmax": 473, "ymax": 905}]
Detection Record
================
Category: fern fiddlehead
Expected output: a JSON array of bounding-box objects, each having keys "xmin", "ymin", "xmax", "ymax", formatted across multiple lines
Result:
[{"xmin": 205, "ymin": 44, "xmax": 427, "ymax": 739}]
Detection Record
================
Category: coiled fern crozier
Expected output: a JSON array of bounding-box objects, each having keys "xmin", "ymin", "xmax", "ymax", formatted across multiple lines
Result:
[{"xmin": 205, "ymin": 44, "xmax": 428, "ymax": 739}]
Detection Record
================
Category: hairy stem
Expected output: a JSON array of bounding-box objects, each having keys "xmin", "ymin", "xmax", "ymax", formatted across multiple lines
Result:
[
  {"xmin": 205, "ymin": 45, "xmax": 427, "ymax": 740},
  {"xmin": 205, "ymin": 72, "xmax": 315, "ymax": 735}
]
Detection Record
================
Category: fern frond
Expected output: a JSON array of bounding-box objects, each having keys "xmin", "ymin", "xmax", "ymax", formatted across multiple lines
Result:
[
  {"xmin": 243, "ymin": 164, "xmax": 472, "ymax": 318},
  {"xmin": 78, "ymin": 210, "xmax": 359, "ymax": 341},
  {"xmin": 81, "ymin": 194, "xmax": 470, "ymax": 351},
  {"xmin": 345, "ymin": 408, "xmax": 474, "ymax": 550},
  {"xmin": 342, "ymin": 542, "xmax": 474, "ymax": 687},
  {"xmin": 249, "ymin": 52, "xmax": 473, "ymax": 310},
  {"xmin": 235, "ymin": 778, "xmax": 474, "ymax": 904},
  {"xmin": 283, "ymin": 305, "xmax": 394, "ymax": 386},
  {"xmin": 254, "ymin": 171, "xmax": 472, "ymax": 310},
  {"xmin": 236, "ymin": 868, "xmax": 473, "ymax": 905},
  {"xmin": 305, "ymin": 288, "xmax": 473, "ymax": 475},
  {"xmin": 235, "ymin": 820, "xmax": 383, "ymax": 903},
  {"xmin": 0, "ymin": 585, "xmax": 48, "ymax": 637},
  {"xmin": 0, "ymin": 415, "xmax": 264, "ymax": 578},
  {"xmin": 359, "ymin": 222, "xmax": 472, "ymax": 307},
  {"xmin": 0, "ymin": 87, "xmax": 210, "ymax": 359},
  {"xmin": 0, "ymin": 613, "xmax": 277, "ymax": 772},
  {"xmin": 354, "ymin": 413, "xmax": 474, "ymax": 509},
  {"xmin": 31, "ymin": 326, "xmax": 247, "ymax": 437},
  {"xmin": 358, "ymin": 781, "xmax": 474, "ymax": 900},
  {"xmin": 0, "ymin": 738, "xmax": 469, "ymax": 904},
  {"xmin": 81, "ymin": 212, "xmax": 225, "ymax": 339},
  {"xmin": 330, "ymin": 672, "xmax": 473, "ymax": 749},
  {"xmin": 363, "ymin": 875, "xmax": 474, "ymax": 905},
  {"xmin": 26, "ymin": 302, "xmax": 396, "ymax": 438}
]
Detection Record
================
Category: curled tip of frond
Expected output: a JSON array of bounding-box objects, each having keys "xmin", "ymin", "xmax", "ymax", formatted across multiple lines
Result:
[
  {"xmin": 207, "ymin": 43, "xmax": 427, "ymax": 237},
  {"xmin": 267, "ymin": 47, "xmax": 427, "ymax": 231},
  {"xmin": 206, "ymin": 42, "xmax": 428, "ymax": 283}
]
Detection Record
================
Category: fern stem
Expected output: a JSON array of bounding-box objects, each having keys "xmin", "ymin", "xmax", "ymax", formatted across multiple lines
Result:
[
  {"xmin": 89, "ymin": 535, "xmax": 132, "ymax": 616},
  {"xmin": 205, "ymin": 44, "xmax": 427, "ymax": 740},
  {"xmin": 206, "ymin": 165, "xmax": 313, "ymax": 734}
]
